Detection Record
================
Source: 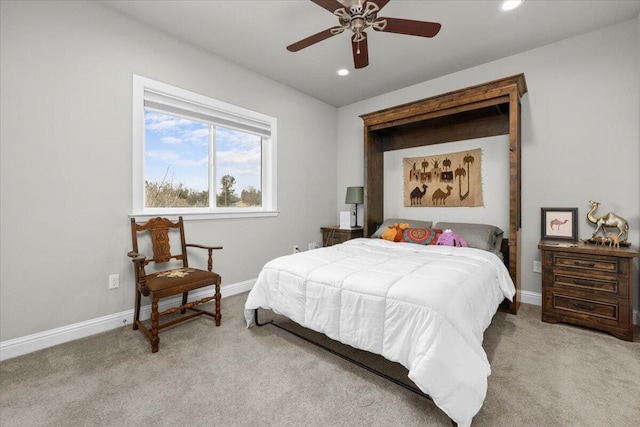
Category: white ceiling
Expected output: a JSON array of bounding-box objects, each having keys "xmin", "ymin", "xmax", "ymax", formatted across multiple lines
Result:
[{"xmin": 101, "ymin": 0, "xmax": 640, "ymax": 107}]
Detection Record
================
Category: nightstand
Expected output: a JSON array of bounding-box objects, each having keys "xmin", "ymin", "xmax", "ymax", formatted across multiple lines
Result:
[
  {"xmin": 321, "ymin": 226, "xmax": 364, "ymax": 247},
  {"xmin": 538, "ymin": 240, "xmax": 639, "ymax": 341}
]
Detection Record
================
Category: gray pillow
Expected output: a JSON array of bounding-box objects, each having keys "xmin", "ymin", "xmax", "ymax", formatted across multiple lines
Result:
[
  {"xmin": 370, "ymin": 218, "xmax": 433, "ymax": 238},
  {"xmin": 434, "ymin": 222, "xmax": 504, "ymax": 251}
]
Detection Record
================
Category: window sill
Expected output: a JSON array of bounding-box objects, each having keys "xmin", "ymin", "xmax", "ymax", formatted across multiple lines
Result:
[{"xmin": 129, "ymin": 210, "xmax": 280, "ymax": 222}]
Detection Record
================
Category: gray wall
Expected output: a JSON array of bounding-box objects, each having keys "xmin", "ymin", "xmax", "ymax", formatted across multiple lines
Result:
[
  {"xmin": 1, "ymin": 2, "xmax": 639, "ymax": 345},
  {"xmin": 337, "ymin": 19, "xmax": 640, "ymax": 311},
  {"xmin": 0, "ymin": 1, "xmax": 337, "ymax": 341}
]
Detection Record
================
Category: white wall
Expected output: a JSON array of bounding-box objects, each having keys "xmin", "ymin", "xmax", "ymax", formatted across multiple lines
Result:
[
  {"xmin": 337, "ymin": 19, "xmax": 640, "ymax": 309},
  {"xmin": 0, "ymin": 1, "xmax": 337, "ymax": 341}
]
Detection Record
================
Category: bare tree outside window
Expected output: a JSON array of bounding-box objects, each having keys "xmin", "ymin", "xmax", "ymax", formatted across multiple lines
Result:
[
  {"xmin": 144, "ymin": 113, "xmax": 262, "ymax": 209},
  {"xmin": 134, "ymin": 75, "xmax": 275, "ymax": 217}
]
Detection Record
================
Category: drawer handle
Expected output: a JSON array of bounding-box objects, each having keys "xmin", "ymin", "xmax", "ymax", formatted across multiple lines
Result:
[
  {"xmin": 571, "ymin": 279, "xmax": 594, "ymax": 287},
  {"xmin": 573, "ymin": 302, "xmax": 595, "ymax": 311},
  {"xmin": 573, "ymin": 261, "xmax": 595, "ymax": 268}
]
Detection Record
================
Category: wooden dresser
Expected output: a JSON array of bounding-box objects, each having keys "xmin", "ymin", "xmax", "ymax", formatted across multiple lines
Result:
[
  {"xmin": 538, "ymin": 240, "xmax": 638, "ymax": 341},
  {"xmin": 321, "ymin": 226, "xmax": 364, "ymax": 247}
]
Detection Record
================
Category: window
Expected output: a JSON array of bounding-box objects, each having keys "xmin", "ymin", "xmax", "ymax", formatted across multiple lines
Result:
[{"xmin": 132, "ymin": 75, "xmax": 277, "ymax": 219}]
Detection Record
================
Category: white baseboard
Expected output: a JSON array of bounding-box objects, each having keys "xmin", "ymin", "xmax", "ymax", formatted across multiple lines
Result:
[
  {"xmin": 0, "ymin": 280, "xmax": 255, "ymax": 362},
  {"xmin": 520, "ymin": 290, "xmax": 542, "ymax": 306},
  {"xmin": 2, "ymin": 283, "xmax": 637, "ymax": 361}
]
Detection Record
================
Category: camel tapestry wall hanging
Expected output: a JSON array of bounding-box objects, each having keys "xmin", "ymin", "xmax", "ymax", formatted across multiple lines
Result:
[{"xmin": 403, "ymin": 148, "xmax": 483, "ymax": 207}]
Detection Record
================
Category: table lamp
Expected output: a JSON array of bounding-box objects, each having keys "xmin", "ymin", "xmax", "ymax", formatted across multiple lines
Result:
[{"xmin": 345, "ymin": 186, "xmax": 364, "ymax": 228}]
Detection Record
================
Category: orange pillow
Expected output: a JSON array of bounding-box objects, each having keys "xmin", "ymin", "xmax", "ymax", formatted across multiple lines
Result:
[{"xmin": 380, "ymin": 223, "xmax": 409, "ymax": 242}]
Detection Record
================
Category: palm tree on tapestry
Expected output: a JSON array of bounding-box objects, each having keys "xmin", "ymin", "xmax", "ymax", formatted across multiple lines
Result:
[{"xmin": 456, "ymin": 152, "xmax": 475, "ymax": 201}]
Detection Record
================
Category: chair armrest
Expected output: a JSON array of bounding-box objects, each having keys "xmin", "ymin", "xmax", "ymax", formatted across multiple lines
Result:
[
  {"xmin": 185, "ymin": 244, "xmax": 222, "ymax": 272},
  {"xmin": 128, "ymin": 251, "xmax": 146, "ymax": 264},
  {"xmin": 185, "ymin": 243, "xmax": 223, "ymax": 251},
  {"xmin": 128, "ymin": 251, "xmax": 151, "ymax": 295}
]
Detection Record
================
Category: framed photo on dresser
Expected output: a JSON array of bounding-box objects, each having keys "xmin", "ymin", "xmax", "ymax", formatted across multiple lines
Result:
[{"xmin": 541, "ymin": 207, "xmax": 578, "ymax": 241}]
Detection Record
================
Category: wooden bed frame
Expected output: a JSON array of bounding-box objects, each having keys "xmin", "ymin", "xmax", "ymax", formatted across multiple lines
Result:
[{"xmin": 360, "ymin": 74, "xmax": 527, "ymax": 314}]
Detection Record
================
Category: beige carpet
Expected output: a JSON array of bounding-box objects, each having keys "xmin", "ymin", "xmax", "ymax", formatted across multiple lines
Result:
[{"xmin": 1, "ymin": 293, "xmax": 639, "ymax": 426}]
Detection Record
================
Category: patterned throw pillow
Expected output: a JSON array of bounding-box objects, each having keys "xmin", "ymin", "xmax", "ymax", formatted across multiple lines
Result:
[{"xmin": 403, "ymin": 228, "xmax": 442, "ymax": 245}]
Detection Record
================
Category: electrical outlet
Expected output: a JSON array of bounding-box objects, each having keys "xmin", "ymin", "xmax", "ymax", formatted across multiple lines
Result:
[
  {"xmin": 308, "ymin": 243, "xmax": 314, "ymax": 251},
  {"xmin": 293, "ymin": 245, "xmax": 300, "ymax": 254},
  {"xmin": 533, "ymin": 261, "xmax": 542, "ymax": 273},
  {"xmin": 108, "ymin": 274, "xmax": 120, "ymax": 289},
  {"xmin": 312, "ymin": 242, "xmax": 319, "ymax": 249}
]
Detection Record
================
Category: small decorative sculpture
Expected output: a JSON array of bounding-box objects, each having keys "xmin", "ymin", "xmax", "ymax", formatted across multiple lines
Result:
[
  {"xmin": 607, "ymin": 233, "xmax": 620, "ymax": 249},
  {"xmin": 586, "ymin": 200, "xmax": 629, "ymax": 243}
]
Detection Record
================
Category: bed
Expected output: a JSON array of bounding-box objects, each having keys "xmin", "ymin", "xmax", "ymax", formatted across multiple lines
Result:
[
  {"xmin": 244, "ymin": 222, "xmax": 515, "ymax": 427},
  {"xmin": 245, "ymin": 75, "xmax": 526, "ymax": 426}
]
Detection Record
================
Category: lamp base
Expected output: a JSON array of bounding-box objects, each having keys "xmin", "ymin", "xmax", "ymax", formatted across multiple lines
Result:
[{"xmin": 353, "ymin": 203, "xmax": 359, "ymax": 228}]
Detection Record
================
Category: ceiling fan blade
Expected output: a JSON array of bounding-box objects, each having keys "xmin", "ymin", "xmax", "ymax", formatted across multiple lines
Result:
[
  {"xmin": 310, "ymin": 0, "xmax": 348, "ymax": 14},
  {"xmin": 352, "ymin": 33, "xmax": 369, "ymax": 69},
  {"xmin": 375, "ymin": 17, "xmax": 441, "ymax": 38},
  {"xmin": 366, "ymin": 0, "xmax": 391, "ymax": 11},
  {"xmin": 287, "ymin": 27, "xmax": 343, "ymax": 52}
]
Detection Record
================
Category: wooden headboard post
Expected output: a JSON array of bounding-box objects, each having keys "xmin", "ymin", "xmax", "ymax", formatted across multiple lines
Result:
[{"xmin": 360, "ymin": 74, "xmax": 527, "ymax": 314}]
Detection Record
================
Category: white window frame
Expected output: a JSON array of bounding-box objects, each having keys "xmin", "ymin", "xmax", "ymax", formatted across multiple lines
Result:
[{"xmin": 131, "ymin": 75, "xmax": 278, "ymax": 220}]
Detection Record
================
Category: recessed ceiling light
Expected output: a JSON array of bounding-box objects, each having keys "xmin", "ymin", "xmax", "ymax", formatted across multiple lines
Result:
[
  {"xmin": 500, "ymin": 0, "xmax": 524, "ymax": 11},
  {"xmin": 337, "ymin": 69, "xmax": 350, "ymax": 76}
]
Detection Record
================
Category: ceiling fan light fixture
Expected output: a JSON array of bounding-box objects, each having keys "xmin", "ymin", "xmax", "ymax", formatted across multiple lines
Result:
[
  {"xmin": 287, "ymin": 0, "xmax": 441, "ymax": 69},
  {"xmin": 500, "ymin": 0, "xmax": 524, "ymax": 11}
]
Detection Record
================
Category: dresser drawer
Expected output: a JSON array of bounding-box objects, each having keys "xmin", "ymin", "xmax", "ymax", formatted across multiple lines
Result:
[
  {"xmin": 551, "ymin": 293, "xmax": 619, "ymax": 321},
  {"xmin": 552, "ymin": 273, "xmax": 624, "ymax": 297},
  {"xmin": 553, "ymin": 254, "xmax": 620, "ymax": 274},
  {"xmin": 326, "ymin": 232, "xmax": 348, "ymax": 245},
  {"xmin": 542, "ymin": 287, "xmax": 633, "ymax": 339},
  {"xmin": 321, "ymin": 226, "xmax": 364, "ymax": 247}
]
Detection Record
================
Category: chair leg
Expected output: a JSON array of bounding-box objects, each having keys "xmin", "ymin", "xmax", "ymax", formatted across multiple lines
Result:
[
  {"xmin": 133, "ymin": 289, "xmax": 141, "ymax": 331},
  {"xmin": 181, "ymin": 291, "xmax": 188, "ymax": 314},
  {"xmin": 150, "ymin": 296, "xmax": 160, "ymax": 353},
  {"xmin": 215, "ymin": 282, "xmax": 221, "ymax": 326}
]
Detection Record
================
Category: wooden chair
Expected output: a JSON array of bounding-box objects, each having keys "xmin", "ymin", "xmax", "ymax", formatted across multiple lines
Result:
[{"xmin": 128, "ymin": 216, "xmax": 222, "ymax": 353}]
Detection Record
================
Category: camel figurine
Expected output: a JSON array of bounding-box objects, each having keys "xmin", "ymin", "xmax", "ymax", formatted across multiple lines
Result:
[
  {"xmin": 592, "ymin": 235, "xmax": 606, "ymax": 246},
  {"xmin": 608, "ymin": 233, "xmax": 620, "ymax": 249},
  {"xmin": 587, "ymin": 200, "xmax": 629, "ymax": 242}
]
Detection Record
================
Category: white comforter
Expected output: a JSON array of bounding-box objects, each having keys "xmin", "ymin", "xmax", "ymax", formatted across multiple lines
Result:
[{"xmin": 244, "ymin": 238, "xmax": 515, "ymax": 426}]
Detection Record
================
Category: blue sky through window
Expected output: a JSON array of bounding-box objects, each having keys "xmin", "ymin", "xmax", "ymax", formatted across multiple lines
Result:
[
  {"xmin": 215, "ymin": 126, "xmax": 262, "ymax": 196},
  {"xmin": 145, "ymin": 111, "xmax": 261, "ymax": 197}
]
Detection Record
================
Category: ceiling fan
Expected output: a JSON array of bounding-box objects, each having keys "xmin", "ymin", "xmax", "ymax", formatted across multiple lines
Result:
[{"xmin": 287, "ymin": 0, "xmax": 441, "ymax": 69}]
